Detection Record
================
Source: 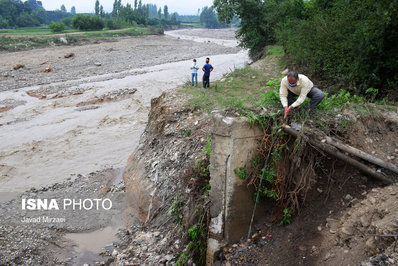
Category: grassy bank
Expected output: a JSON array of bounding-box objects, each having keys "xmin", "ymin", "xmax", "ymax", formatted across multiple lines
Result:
[
  {"xmin": 0, "ymin": 26, "xmax": 163, "ymax": 51},
  {"xmin": 178, "ymin": 46, "xmax": 285, "ymax": 112},
  {"xmin": 179, "ymin": 45, "xmax": 397, "ymax": 130},
  {"xmin": 0, "ymin": 26, "xmax": 79, "ymax": 35}
]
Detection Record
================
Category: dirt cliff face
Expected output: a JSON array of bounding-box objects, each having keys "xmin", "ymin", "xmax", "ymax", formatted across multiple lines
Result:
[{"xmin": 120, "ymin": 90, "xmax": 211, "ymax": 263}]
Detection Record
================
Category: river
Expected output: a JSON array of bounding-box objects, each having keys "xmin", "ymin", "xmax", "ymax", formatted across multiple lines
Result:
[{"xmin": 0, "ymin": 29, "xmax": 249, "ymax": 193}]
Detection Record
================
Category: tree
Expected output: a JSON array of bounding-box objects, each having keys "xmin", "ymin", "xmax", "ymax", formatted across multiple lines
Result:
[
  {"xmin": 147, "ymin": 4, "xmax": 157, "ymax": 18},
  {"xmin": 200, "ymin": 6, "xmax": 222, "ymax": 29},
  {"xmin": 213, "ymin": 0, "xmax": 268, "ymax": 59},
  {"xmin": 158, "ymin": 7, "xmax": 161, "ymax": 19},
  {"xmin": 171, "ymin": 12, "xmax": 177, "ymax": 23},
  {"xmin": 95, "ymin": 0, "xmax": 100, "ymax": 16},
  {"xmin": 163, "ymin": 5, "xmax": 168, "ymax": 20},
  {"xmin": 0, "ymin": 15, "xmax": 9, "ymax": 28},
  {"xmin": 99, "ymin": 5, "xmax": 104, "ymax": 18},
  {"xmin": 60, "ymin": 4, "xmax": 66, "ymax": 13},
  {"xmin": 61, "ymin": 17, "xmax": 72, "ymax": 27},
  {"xmin": 70, "ymin": 6, "xmax": 76, "ymax": 15},
  {"xmin": 27, "ymin": 0, "xmax": 41, "ymax": 10},
  {"xmin": 112, "ymin": 0, "xmax": 118, "ymax": 17}
]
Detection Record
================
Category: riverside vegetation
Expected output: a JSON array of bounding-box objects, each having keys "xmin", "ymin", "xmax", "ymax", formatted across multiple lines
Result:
[
  {"xmin": 176, "ymin": 45, "xmax": 397, "ymax": 264},
  {"xmin": 213, "ymin": 0, "xmax": 398, "ymax": 99}
]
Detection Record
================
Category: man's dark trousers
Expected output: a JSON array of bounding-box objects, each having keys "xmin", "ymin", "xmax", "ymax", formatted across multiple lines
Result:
[
  {"xmin": 203, "ymin": 75, "xmax": 210, "ymax": 88},
  {"xmin": 287, "ymin": 86, "xmax": 324, "ymax": 113}
]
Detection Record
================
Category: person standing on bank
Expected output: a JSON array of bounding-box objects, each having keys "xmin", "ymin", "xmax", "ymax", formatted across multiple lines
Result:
[
  {"xmin": 202, "ymin": 57, "xmax": 213, "ymax": 88},
  {"xmin": 280, "ymin": 71, "xmax": 324, "ymax": 118},
  {"xmin": 190, "ymin": 59, "xmax": 199, "ymax": 87}
]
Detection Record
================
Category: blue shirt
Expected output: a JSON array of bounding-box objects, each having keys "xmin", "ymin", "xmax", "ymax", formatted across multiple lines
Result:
[{"xmin": 203, "ymin": 64, "xmax": 213, "ymax": 77}]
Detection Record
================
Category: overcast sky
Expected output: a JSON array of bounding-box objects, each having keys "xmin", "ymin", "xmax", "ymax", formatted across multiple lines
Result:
[{"xmin": 38, "ymin": 0, "xmax": 214, "ymax": 15}]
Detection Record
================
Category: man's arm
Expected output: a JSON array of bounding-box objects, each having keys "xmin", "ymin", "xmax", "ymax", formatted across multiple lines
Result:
[
  {"xmin": 279, "ymin": 79, "xmax": 288, "ymax": 107},
  {"xmin": 210, "ymin": 65, "xmax": 213, "ymax": 72}
]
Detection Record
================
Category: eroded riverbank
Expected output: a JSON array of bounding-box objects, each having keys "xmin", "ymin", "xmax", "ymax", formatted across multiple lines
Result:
[{"xmin": 0, "ymin": 28, "xmax": 248, "ymax": 264}]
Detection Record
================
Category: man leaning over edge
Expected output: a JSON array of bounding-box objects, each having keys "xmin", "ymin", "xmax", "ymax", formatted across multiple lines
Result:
[{"xmin": 280, "ymin": 71, "xmax": 324, "ymax": 119}]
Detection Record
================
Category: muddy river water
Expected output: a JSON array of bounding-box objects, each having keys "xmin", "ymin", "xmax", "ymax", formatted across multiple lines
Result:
[{"xmin": 0, "ymin": 29, "xmax": 249, "ymax": 193}]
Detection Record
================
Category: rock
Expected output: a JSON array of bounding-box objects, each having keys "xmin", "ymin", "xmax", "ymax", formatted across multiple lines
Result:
[
  {"xmin": 94, "ymin": 62, "xmax": 102, "ymax": 66},
  {"xmin": 329, "ymin": 228, "xmax": 337, "ymax": 234},
  {"xmin": 341, "ymin": 226, "xmax": 354, "ymax": 236},
  {"xmin": 45, "ymin": 67, "xmax": 51, "ymax": 72},
  {"xmin": 345, "ymin": 194, "xmax": 353, "ymax": 201},
  {"xmin": 360, "ymin": 215, "xmax": 371, "ymax": 227},
  {"xmin": 112, "ymin": 249, "xmax": 118, "ymax": 257},
  {"xmin": 317, "ymin": 226, "xmax": 322, "ymax": 231},
  {"xmin": 64, "ymin": 53, "xmax": 74, "ymax": 58},
  {"xmin": 323, "ymin": 252, "xmax": 336, "ymax": 261},
  {"xmin": 366, "ymin": 237, "xmax": 377, "ymax": 252},
  {"xmin": 281, "ymin": 68, "xmax": 289, "ymax": 75},
  {"xmin": 369, "ymin": 196, "xmax": 377, "ymax": 205},
  {"xmin": 59, "ymin": 37, "xmax": 68, "ymax": 44},
  {"xmin": 13, "ymin": 64, "xmax": 25, "ymax": 70},
  {"xmin": 326, "ymin": 218, "xmax": 340, "ymax": 232}
]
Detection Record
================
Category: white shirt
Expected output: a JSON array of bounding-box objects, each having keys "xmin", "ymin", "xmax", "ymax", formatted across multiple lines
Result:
[{"xmin": 279, "ymin": 74, "xmax": 314, "ymax": 108}]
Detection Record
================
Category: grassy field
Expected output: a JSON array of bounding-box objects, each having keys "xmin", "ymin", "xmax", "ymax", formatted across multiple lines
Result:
[
  {"xmin": 0, "ymin": 26, "xmax": 163, "ymax": 51},
  {"xmin": 180, "ymin": 22, "xmax": 202, "ymax": 28},
  {"xmin": 178, "ymin": 46, "xmax": 285, "ymax": 113},
  {"xmin": 0, "ymin": 26, "xmax": 79, "ymax": 35}
]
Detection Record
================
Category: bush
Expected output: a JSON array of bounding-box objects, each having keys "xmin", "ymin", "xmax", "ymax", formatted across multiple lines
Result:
[
  {"xmin": 214, "ymin": 0, "xmax": 398, "ymax": 98},
  {"xmin": 72, "ymin": 14, "xmax": 104, "ymax": 31},
  {"xmin": 105, "ymin": 18, "xmax": 130, "ymax": 30},
  {"xmin": 277, "ymin": 0, "xmax": 398, "ymax": 97},
  {"xmin": 148, "ymin": 18, "xmax": 160, "ymax": 26},
  {"xmin": 48, "ymin": 21, "xmax": 65, "ymax": 33},
  {"xmin": 60, "ymin": 17, "xmax": 72, "ymax": 27},
  {"xmin": 0, "ymin": 17, "xmax": 8, "ymax": 28}
]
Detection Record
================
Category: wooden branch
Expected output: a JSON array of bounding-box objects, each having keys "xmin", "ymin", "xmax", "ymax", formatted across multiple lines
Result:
[
  {"xmin": 282, "ymin": 125, "xmax": 393, "ymax": 184},
  {"xmin": 324, "ymin": 136, "xmax": 398, "ymax": 175}
]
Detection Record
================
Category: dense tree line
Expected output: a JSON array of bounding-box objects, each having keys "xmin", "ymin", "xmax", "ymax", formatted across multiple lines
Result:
[
  {"xmin": 199, "ymin": 6, "xmax": 239, "ymax": 29},
  {"xmin": 214, "ymin": 0, "xmax": 398, "ymax": 96},
  {"xmin": 90, "ymin": 0, "xmax": 179, "ymax": 29},
  {"xmin": 0, "ymin": 0, "xmax": 42, "ymax": 27},
  {"xmin": 0, "ymin": 0, "xmax": 75, "ymax": 28}
]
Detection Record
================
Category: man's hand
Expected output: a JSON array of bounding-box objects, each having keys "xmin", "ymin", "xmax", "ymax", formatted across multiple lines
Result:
[{"xmin": 284, "ymin": 106, "xmax": 293, "ymax": 119}]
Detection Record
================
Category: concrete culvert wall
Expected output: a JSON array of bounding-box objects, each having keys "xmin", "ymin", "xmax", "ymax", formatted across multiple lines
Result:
[{"xmin": 207, "ymin": 113, "xmax": 266, "ymax": 264}]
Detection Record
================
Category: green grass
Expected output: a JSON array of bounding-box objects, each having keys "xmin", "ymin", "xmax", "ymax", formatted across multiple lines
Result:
[
  {"xmin": 0, "ymin": 26, "xmax": 162, "ymax": 51},
  {"xmin": 179, "ymin": 67, "xmax": 277, "ymax": 113},
  {"xmin": 265, "ymin": 45, "xmax": 284, "ymax": 56},
  {"xmin": 0, "ymin": 26, "xmax": 155, "ymax": 37},
  {"xmin": 0, "ymin": 26, "xmax": 78, "ymax": 35},
  {"xmin": 180, "ymin": 22, "xmax": 202, "ymax": 28}
]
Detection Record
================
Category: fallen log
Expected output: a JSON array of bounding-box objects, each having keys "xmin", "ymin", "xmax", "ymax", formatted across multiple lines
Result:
[
  {"xmin": 324, "ymin": 136, "xmax": 398, "ymax": 175},
  {"xmin": 282, "ymin": 125, "xmax": 393, "ymax": 184}
]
